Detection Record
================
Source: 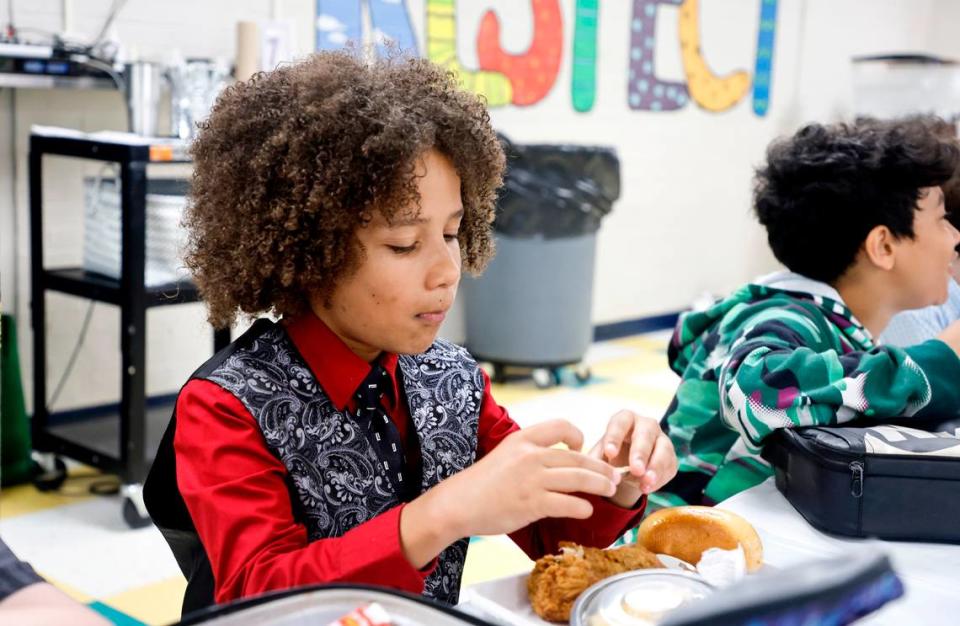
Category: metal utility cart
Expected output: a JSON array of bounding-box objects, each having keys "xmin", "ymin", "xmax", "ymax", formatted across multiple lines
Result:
[{"xmin": 29, "ymin": 129, "xmax": 229, "ymax": 527}]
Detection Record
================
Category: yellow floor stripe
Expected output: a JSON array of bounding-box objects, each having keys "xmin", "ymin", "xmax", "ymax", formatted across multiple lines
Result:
[
  {"xmin": 609, "ymin": 335, "xmax": 671, "ymax": 352},
  {"xmin": 462, "ymin": 538, "xmax": 533, "ymax": 587},
  {"xmin": 0, "ymin": 474, "xmax": 103, "ymax": 519},
  {"xmin": 586, "ymin": 382, "xmax": 677, "ymax": 410},
  {"xmin": 489, "ymin": 379, "xmax": 565, "ymax": 406},
  {"xmin": 38, "ymin": 574, "xmax": 96, "ymax": 604},
  {"xmin": 592, "ymin": 349, "xmax": 668, "ymax": 374},
  {"xmin": 100, "ymin": 576, "xmax": 186, "ymax": 626}
]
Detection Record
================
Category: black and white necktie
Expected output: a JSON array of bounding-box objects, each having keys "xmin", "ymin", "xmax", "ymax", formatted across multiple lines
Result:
[{"xmin": 355, "ymin": 363, "xmax": 412, "ymax": 500}]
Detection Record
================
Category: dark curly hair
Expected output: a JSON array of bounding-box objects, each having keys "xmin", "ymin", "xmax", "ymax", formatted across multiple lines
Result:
[
  {"xmin": 857, "ymin": 115, "xmax": 960, "ymax": 224},
  {"xmin": 186, "ymin": 50, "xmax": 505, "ymax": 328},
  {"xmin": 754, "ymin": 117, "xmax": 960, "ymax": 284}
]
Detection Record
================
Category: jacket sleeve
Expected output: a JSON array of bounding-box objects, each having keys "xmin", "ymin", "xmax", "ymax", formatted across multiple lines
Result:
[{"xmin": 718, "ymin": 304, "xmax": 960, "ymax": 451}]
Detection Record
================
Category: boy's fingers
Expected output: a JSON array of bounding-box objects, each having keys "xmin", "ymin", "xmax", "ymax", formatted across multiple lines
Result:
[
  {"xmin": 628, "ymin": 416, "xmax": 660, "ymax": 475},
  {"xmin": 640, "ymin": 470, "xmax": 658, "ymax": 494},
  {"xmin": 642, "ymin": 433, "xmax": 676, "ymax": 492},
  {"xmin": 523, "ymin": 419, "xmax": 585, "ymax": 452},
  {"xmin": 542, "ymin": 448, "xmax": 617, "ymax": 481},
  {"xmin": 541, "ymin": 493, "xmax": 594, "ymax": 520},
  {"xmin": 601, "ymin": 410, "xmax": 634, "ymax": 460},
  {"xmin": 542, "ymin": 468, "xmax": 617, "ymax": 497}
]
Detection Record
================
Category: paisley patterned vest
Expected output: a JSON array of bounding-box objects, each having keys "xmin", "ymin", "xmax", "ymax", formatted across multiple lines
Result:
[{"xmin": 144, "ymin": 319, "xmax": 483, "ymax": 614}]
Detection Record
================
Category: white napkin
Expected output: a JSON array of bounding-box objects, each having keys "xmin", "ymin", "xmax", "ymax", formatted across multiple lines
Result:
[{"xmin": 695, "ymin": 545, "xmax": 748, "ymax": 588}]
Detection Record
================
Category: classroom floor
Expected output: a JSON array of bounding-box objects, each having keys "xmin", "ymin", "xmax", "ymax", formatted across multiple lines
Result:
[{"xmin": 0, "ymin": 330, "xmax": 678, "ymax": 625}]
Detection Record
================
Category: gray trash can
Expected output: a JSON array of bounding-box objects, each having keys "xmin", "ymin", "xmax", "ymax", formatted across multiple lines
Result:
[{"xmin": 463, "ymin": 139, "xmax": 620, "ymax": 388}]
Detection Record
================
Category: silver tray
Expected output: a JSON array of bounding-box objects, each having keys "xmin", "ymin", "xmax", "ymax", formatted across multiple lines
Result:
[{"xmin": 570, "ymin": 570, "xmax": 715, "ymax": 626}]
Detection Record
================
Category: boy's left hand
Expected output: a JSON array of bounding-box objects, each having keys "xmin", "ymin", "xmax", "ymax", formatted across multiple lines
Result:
[{"xmin": 588, "ymin": 410, "xmax": 677, "ymax": 507}]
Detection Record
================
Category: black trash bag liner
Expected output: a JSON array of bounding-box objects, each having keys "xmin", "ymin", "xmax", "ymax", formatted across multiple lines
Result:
[{"xmin": 495, "ymin": 134, "xmax": 620, "ymax": 238}]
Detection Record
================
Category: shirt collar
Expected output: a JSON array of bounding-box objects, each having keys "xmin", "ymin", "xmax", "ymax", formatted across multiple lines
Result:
[
  {"xmin": 284, "ymin": 313, "xmax": 401, "ymax": 412},
  {"xmin": 751, "ymin": 270, "xmax": 874, "ymax": 345},
  {"xmin": 752, "ymin": 270, "xmax": 845, "ymax": 303}
]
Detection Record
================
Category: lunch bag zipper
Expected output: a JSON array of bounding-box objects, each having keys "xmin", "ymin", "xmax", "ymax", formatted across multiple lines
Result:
[{"xmin": 849, "ymin": 461, "xmax": 864, "ymax": 498}]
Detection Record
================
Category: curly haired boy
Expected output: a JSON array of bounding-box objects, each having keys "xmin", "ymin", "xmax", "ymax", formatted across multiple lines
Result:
[{"xmin": 144, "ymin": 51, "xmax": 677, "ymax": 615}]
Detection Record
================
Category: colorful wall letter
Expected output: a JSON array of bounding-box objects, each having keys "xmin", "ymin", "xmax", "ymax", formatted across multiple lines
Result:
[
  {"xmin": 571, "ymin": 0, "xmax": 599, "ymax": 112},
  {"xmin": 426, "ymin": 0, "xmax": 513, "ymax": 107},
  {"xmin": 316, "ymin": 1, "xmax": 361, "ymax": 50},
  {"xmin": 753, "ymin": 0, "xmax": 778, "ymax": 115},
  {"xmin": 369, "ymin": 0, "xmax": 419, "ymax": 56},
  {"xmin": 316, "ymin": 1, "xmax": 417, "ymax": 56},
  {"xmin": 627, "ymin": 0, "xmax": 688, "ymax": 112},
  {"xmin": 476, "ymin": 0, "xmax": 564, "ymax": 107},
  {"xmin": 679, "ymin": 0, "xmax": 750, "ymax": 113}
]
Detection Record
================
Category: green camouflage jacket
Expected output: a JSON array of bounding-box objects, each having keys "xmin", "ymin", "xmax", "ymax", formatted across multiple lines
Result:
[{"xmin": 652, "ymin": 271, "xmax": 960, "ymax": 510}]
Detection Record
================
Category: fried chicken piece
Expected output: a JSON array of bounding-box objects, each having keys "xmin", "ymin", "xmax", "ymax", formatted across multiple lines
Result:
[{"xmin": 527, "ymin": 541, "xmax": 663, "ymax": 622}]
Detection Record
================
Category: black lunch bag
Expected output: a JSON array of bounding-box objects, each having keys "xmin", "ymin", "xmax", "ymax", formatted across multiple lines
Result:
[{"xmin": 760, "ymin": 419, "xmax": 960, "ymax": 543}]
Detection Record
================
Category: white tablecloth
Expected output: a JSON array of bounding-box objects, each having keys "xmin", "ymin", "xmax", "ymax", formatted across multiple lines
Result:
[{"xmin": 718, "ymin": 478, "xmax": 958, "ymax": 625}]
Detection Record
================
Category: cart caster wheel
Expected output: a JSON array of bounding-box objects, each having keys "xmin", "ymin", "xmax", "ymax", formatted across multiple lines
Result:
[
  {"xmin": 122, "ymin": 497, "xmax": 153, "ymax": 529},
  {"xmin": 33, "ymin": 456, "xmax": 67, "ymax": 492},
  {"xmin": 574, "ymin": 364, "xmax": 592, "ymax": 384},
  {"xmin": 120, "ymin": 483, "xmax": 152, "ymax": 529},
  {"xmin": 552, "ymin": 368, "xmax": 564, "ymax": 386},
  {"xmin": 478, "ymin": 361, "xmax": 495, "ymax": 380},
  {"xmin": 492, "ymin": 363, "xmax": 508, "ymax": 385},
  {"xmin": 532, "ymin": 368, "xmax": 554, "ymax": 389}
]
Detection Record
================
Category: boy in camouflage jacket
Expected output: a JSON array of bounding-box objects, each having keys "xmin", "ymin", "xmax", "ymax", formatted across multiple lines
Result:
[{"xmin": 655, "ymin": 119, "xmax": 960, "ymax": 510}]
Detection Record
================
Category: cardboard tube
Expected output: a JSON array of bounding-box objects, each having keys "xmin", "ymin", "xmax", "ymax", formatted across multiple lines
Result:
[{"xmin": 235, "ymin": 21, "xmax": 260, "ymax": 82}]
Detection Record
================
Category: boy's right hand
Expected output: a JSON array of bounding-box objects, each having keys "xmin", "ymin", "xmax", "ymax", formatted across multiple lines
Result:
[
  {"xmin": 399, "ymin": 419, "xmax": 619, "ymax": 569},
  {"xmin": 440, "ymin": 419, "xmax": 620, "ymax": 538}
]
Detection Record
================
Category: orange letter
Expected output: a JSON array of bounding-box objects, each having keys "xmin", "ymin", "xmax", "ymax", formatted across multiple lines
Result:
[
  {"xmin": 426, "ymin": 0, "xmax": 512, "ymax": 107},
  {"xmin": 476, "ymin": 0, "xmax": 563, "ymax": 106}
]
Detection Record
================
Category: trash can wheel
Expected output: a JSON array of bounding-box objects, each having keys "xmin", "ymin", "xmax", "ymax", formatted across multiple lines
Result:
[
  {"xmin": 532, "ymin": 368, "xmax": 564, "ymax": 389},
  {"xmin": 574, "ymin": 364, "xmax": 592, "ymax": 384},
  {"xmin": 122, "ymin": 497, "xmax": 153, "ymax": 528},
  {"xmin": 480, "ymin": 362, "xmax": 508, "ymax": 384},
  {"xmin": 33, "ymin": 454, "xmax": 68, "ymax": 492}
]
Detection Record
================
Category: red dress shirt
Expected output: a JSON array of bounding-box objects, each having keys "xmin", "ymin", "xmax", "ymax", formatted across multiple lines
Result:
[{"xmin": 173, "ymin": 314, "xmax": 646, "ymax": 604}]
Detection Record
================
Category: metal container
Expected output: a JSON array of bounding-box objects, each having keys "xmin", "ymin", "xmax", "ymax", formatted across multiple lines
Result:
[
  {"xmin": 167, "ymin": 58, "xmax": 230, "ymax": 139},
  {"xmin": 124, "ymin": 61, "xmax": 165, "ymax": 136},
  {"xmin": 571, "ymin": 570, "xmax": 714, "ymax": 626}
]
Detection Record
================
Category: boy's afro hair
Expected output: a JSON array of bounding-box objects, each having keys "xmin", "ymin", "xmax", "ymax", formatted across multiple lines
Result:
[
  {"xmin": 754, "ymin": 117, "xmax": 960, "ymax": 284},
  {"xmin": 186, "ymin": 50, "xmax": 505, "ymax": 328}
]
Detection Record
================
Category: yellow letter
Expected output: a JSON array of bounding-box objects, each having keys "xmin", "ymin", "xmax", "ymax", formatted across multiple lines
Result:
[
  {"xmin": 679, "ymin": 0, "xmax": 749, "ymax": 112},
  {"xmin": 426, "ymin": 0, "xmax": 512, "ymax": 107}
]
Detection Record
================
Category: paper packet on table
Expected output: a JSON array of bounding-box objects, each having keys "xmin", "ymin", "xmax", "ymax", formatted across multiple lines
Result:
[
  {"xmin": 659, "ymin": 545, "xmax": 749, "ymax": 588},
  {"xmin": 327, "ymin": 601, "xmax": 394, "ymax": 626}
]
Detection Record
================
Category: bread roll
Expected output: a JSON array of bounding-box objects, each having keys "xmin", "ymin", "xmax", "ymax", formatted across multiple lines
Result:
[{"xmin": 638, "ymin": 506, "xmax": 763, "ymax": 572}]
